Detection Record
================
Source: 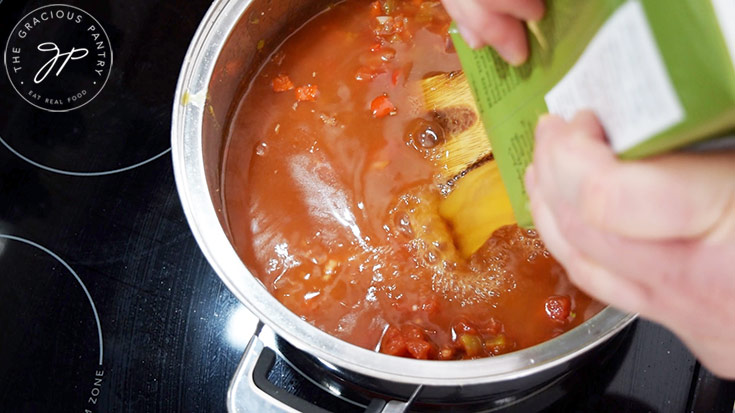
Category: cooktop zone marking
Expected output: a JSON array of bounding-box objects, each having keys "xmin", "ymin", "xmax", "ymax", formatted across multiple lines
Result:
[
  {"xmin": 0, "ymin": 133, "xmax": 171, "ymax": 176},
  {"xmin": 0, "ymin": 234, "xmax": 104, "ymax": 365}
]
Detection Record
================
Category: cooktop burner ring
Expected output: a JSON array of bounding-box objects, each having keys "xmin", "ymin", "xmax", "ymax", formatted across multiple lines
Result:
[
  {"xmin": 0, "ymin": 233, "xmax": 104, "ymax": 365},
  {"xmin": 0, "ymin": 133, "xmax": 170, "ymax": 176}
]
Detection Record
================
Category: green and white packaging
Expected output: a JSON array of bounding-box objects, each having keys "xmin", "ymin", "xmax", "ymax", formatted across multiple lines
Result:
[{"xmin": 452, "ymin": 0, "xmax": 735, "ymax": 228}]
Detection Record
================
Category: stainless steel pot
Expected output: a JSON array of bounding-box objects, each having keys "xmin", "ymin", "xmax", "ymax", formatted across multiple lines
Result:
[{"xmin": 171, "ymin": 0, "xmax": 636, "ymax": 411}]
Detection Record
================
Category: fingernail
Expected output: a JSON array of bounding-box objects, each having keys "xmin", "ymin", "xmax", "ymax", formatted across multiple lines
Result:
[{"xmin": 456, "ymin": 24, "xmax": 481, "ymax": 49}]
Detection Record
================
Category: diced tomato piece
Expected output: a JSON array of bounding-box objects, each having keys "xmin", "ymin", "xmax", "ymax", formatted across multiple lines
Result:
[
  {"xmin": 380, "ymin": 326, "xmax": 407, "ymax": 356},
  {"xmin": 406, "ymin": 339, "xmax": 432, "ymax": 359},
  {"xmin": 272, "ymin": 74, "xmax": 294, "ymax": 92},
  {"xmin": 391, "ymin": 69, "xmax": 401, "ymax": 86},
  {"xmin": 545, "ymin": 295, "xmax": 571, "ymax": 322},
  {"xmin": 371, "ymin": 94, "xmax": 396, "ymax": 118},
  {"xmin": 379, "ymin": 48, "xmax": 396, "ymax": 62},
  {"xmin": 401, "ymin": 324, "xmax": 425, "ymax": 341},
  {"xmin": 369, "ymin": 1, "xmax": 383, "ymax": 17},
  {"xmin": 451, "ymin": 318, "xmax": 478, "ymax": 336},
  {"xmin": 355, "ymin": 66, "xmax": 376, "ymax": 82},
  {"xmin": 373, "ymin": 15, "xmax": 407, "ymax": 38},
  {"xmin": 295, "ymin": 84, "xmax": 319, "ymax": 102}
]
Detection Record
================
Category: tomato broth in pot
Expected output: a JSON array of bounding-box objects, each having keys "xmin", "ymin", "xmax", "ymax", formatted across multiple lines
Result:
[
  {"xmin": 172, "ymin": 0, "xmax": 636, "ymax": 402},
  {"xmin": 222, "ymin": 0, "xmax": 602, "ymax": 362}
]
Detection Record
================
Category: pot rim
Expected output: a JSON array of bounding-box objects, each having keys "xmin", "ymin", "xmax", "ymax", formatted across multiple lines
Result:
[{"xmin": 171, "ymin": 0, "xmax": 637, "ymax": 386}]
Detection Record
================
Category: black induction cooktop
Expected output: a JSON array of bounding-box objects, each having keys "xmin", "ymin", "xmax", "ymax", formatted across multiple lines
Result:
[{"xmin": 0, "ymin": 0, "xmax": 733, "ymax": 412}]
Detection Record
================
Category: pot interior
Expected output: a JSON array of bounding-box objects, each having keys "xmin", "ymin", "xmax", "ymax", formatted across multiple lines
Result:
[
  {"xmin": 202, "ymin": 0, "xmax": 334, "ymax": 230},
  {"xmin": 175, "ymin": 0, "xmax": 636, "ymax": 386}
]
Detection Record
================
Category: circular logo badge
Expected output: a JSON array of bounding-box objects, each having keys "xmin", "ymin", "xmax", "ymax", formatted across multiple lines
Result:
[{"xmin": 4, "ymin": 4, "xmax": 113, "ymax": 112}]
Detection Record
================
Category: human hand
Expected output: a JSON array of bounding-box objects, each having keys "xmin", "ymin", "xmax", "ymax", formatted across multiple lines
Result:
[
  {"xmin": 525, "ymin": 111, "xmax": 735, "ymax": 379},
  {"xmin": 441, "ymin": 0, "xmax": 545, "ymax": 65}
]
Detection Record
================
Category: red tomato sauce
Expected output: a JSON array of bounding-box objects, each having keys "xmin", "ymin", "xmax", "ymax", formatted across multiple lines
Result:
[{"xmin": 223, "ymin": 0, "xmax": 602, "ymax": 360}]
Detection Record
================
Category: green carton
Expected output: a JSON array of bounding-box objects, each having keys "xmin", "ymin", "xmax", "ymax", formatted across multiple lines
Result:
[{"xmin": 452, "ymin": 0, "xmax": 735, "ymax": 228}]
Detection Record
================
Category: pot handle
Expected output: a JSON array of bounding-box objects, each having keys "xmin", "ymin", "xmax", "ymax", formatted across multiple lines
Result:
[
  {"xmin": 227, "ymin": 322, "xmax": 419, "ymax": 413},
  {"xmin": 228, "ymin": 323, "xmax": 326, "ymax": 413}
]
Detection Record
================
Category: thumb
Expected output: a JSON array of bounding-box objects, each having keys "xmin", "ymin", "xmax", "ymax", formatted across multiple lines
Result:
[{"xmin": 534, "ymin": 113, "xmax": 735, "ymax": 240}]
